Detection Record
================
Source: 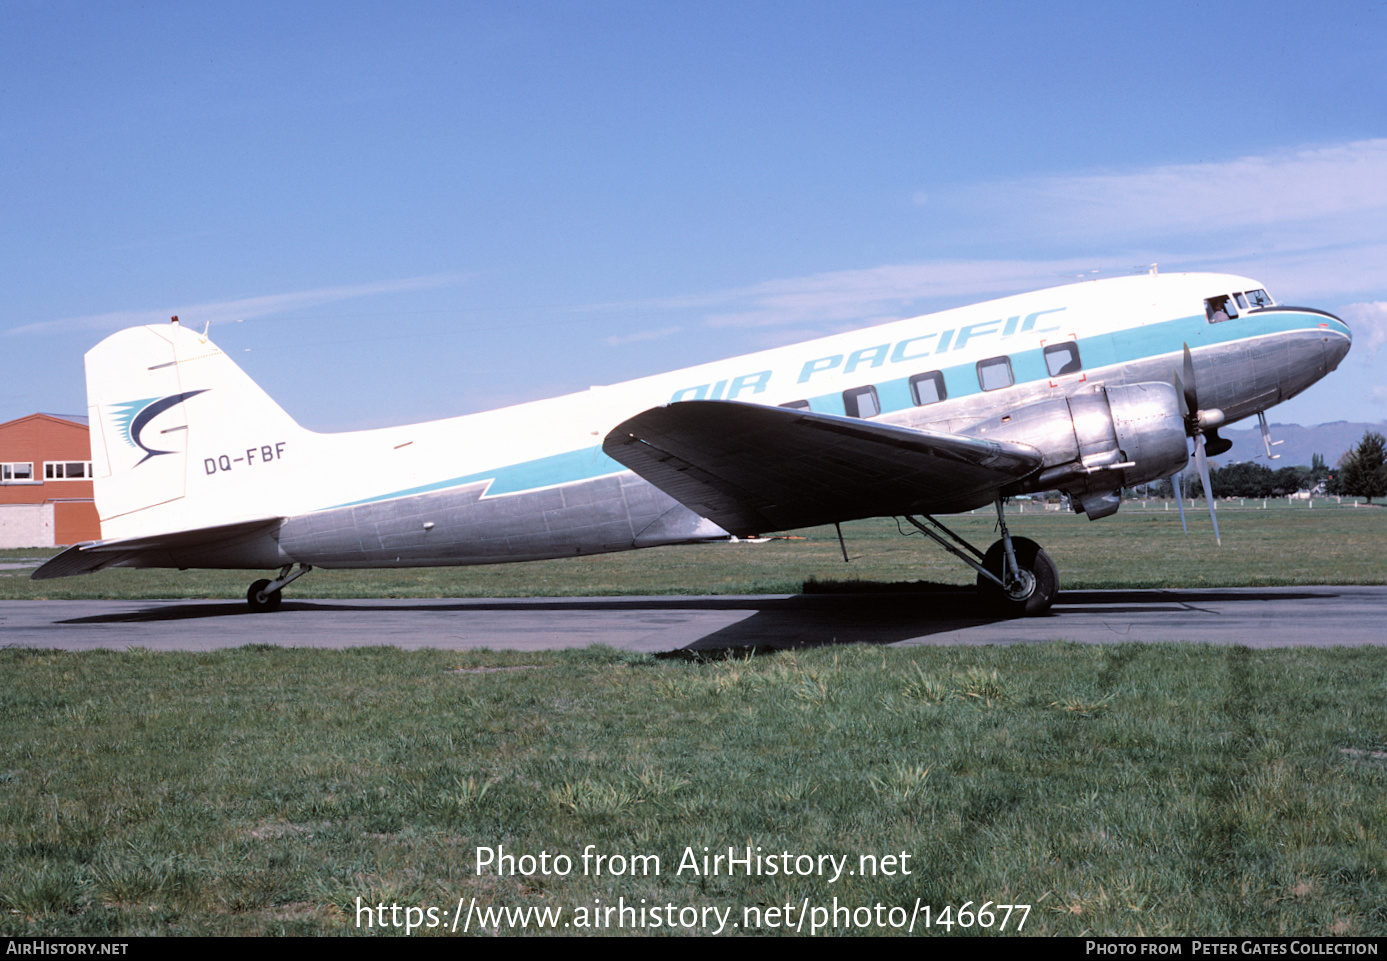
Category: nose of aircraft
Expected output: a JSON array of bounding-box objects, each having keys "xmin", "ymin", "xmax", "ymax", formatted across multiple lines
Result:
[{"xmin": 1324, "ymin": 314, "xmax": 1352, "ymax": 370}]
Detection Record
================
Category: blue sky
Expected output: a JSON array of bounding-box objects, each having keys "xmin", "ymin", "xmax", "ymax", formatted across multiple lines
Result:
[{"xmin": 3, "ymin": 1, "xmax": 1385, "ymax": 432}]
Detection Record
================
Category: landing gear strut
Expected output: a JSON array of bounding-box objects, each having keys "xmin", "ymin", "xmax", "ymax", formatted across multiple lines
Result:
[
  {"xmin": 246, "ymin": 563, "xmax": 312, "ymax": 613},
  {"xmin": 903, "ymin": 500, "xmax": 1058, "ymax": 617}
]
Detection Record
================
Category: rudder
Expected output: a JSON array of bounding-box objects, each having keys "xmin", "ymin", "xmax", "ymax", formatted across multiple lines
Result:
[{"xmin": 85, "ymin": 321, "xmax": 307, "ymax": 539}]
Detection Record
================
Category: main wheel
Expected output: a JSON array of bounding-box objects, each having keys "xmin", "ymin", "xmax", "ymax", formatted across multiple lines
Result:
[
  {"xmin": 246, "ymin": 578, "xmax": 283, "ymax": 613},
  {"xmin": 976, "ymin": 536, "xmax": 1058, "ymax": 617}
]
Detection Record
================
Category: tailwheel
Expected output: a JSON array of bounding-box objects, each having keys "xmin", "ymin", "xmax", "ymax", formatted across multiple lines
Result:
[
  {"xmin": 246, "ymin": 578, "xmax": 283, "ymax": 613},
  {"xmin": 244, "ymin": 563, "xmax": 311, "ymax": 613},
  {"xmin": 976, "ymin": 536, "xmax": 1058, "ymax": 617}
]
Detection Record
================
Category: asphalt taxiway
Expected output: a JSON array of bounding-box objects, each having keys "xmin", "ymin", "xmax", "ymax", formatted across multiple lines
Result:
[{"xmin": 2, "ymin": 586, "xmax": 1384, "ymax": 652}]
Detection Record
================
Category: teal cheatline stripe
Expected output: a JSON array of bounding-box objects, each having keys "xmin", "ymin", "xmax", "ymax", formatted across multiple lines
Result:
[
  {"xmin": 876, "ymin": 377, "xmax": 914, "ymax": 413},
  {"xmin": 803, "ymin": 310, "xmax": 1331, "ymax": 419},
  {"xmin": 485, "ymin": 447, "xmax": 626, "ymax": 494},
  {"xmin": 324, "ymin": 446, "xmax": 627, "ymax": 511},
  {"xmin": 325, "ymin": 309, "xmax": 1336, "ymax": 509}
]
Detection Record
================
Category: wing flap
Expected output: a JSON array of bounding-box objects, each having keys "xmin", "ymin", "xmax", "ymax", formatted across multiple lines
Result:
[{"xmin": 602, "ymin": 401, "xmax": 1042, "ymax": 535}]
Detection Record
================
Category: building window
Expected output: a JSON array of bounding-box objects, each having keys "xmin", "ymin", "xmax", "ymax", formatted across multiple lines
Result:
[
  {"xmin": 1043, "ymin": 342, "xmax": 1082, "ymax": 377},
  {"xmin": 1, "ymin": 462, "xmax": 36, "ymax": 483},
  {"xmin": 843, "ymin": 385, "xmax": 880, "ymax": 418},
  {"xmin": 976, "ymin": 356, "xmax": 1014, "ymax": 391},
  {"xmin": 909, "ymin": 371, "xmax": 947, "ymax": 406},
  {"xmin": 45, "ymin": 461, "xmax": 93, "ymax": 480}
]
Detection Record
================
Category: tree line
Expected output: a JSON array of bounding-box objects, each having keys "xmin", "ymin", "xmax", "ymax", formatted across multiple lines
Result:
[{"xmin": 1136, "ymin": 431, "xmax": 1387, "ymax": 503}]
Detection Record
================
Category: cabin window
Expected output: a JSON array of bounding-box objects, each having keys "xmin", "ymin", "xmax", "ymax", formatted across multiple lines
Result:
[
  {"xmin": 976, "ymin": 356, "xmax": 1014, "ymax": 391},
  {"xmin": 1245, "ymin": 288, "xmax": 1274, "ymax": 308},
  {"xmin": 1205, "ymin": 295, "xmax": 1238, "ymax": 322},
  {"xmin": 1043, "ymin": 342, "xmax": 1082, "ymax": 377},
  {"xmin": 843, "ymin": 385, "xmax": 881, "ymax": 418},
  {"xmin": 45, "ymin": 461, "xmax": 92, "ymax": 480},
  {"xmin": 909, "ymin": 371, "xmax": 947, "ymax": 406},
  {"xmin": 779, "ymin": 399, "xmax": 811, "ymax": 411},
  {"xmin": 1, "ymin": 462, "xmax": 35, "ymax": 482}
]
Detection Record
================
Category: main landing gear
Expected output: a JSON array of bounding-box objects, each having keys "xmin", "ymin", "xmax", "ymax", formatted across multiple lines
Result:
[
  {"xmin": 903, "ymin": 500, "xmax": 1058, "ymax": 617},
  {"xmin": 246, "ymin": 563, "xmax": 312, "ymax": 613}
]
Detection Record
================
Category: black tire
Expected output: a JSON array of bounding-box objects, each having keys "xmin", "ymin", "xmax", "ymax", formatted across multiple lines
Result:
[
  {"xmin": 976, "ymin": 536, "xmax": 1058, "ymax": 617},
  {"xmin": 246, "ymin": 578, "xmax": 283, "ymax": 613}
]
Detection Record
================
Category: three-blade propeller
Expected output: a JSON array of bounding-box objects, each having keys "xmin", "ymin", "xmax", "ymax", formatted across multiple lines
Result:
[{"xmin": 1172, "ymin": 343, "xmax": 1222, "ymax": 545}]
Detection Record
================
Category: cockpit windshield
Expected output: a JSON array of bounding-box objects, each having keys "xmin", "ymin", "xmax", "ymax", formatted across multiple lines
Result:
[
  {"xmin": 1205, "ymin": 295, "xmax": 1237, "ymax": 322},
  {"xmin": 1206, "ymin": 288, "xmax": 1274, "ymax": 322}
]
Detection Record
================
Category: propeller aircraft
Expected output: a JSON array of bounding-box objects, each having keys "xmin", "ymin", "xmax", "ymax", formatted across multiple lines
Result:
[{"xmin": 33, "ymin": 270, "xmax": 1350, "ymax": 616}]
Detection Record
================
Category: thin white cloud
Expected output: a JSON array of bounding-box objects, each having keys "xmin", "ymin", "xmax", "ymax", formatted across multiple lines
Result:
[
  {"xmin": 618, "ymin": 257, "xmax": 1151, "ymax": 334},
  {"xmin": 619, "ymin": 258, "xmax": 1206, "ymax": 335},
  {"xmin": 938, "ymin": 139, "xmax": 1387, "ymax": 240},
  {"xmin": 5, "ymin": 272, "xmax": 471, "ymax": 337},
  {"xmin": 603, "ymin": 325, "xmax": 684, "ymax": 347},
  {"xmin": 686, "ymin": 241, "xmax": 1387, "ymax": 332},
  {"xmin": 701, "ymin": 258, "xmax": 1125, "ymax": 329},
  {"xmin": 670, "ymin": 140, "xmax": 1387, "ymax": 331}
]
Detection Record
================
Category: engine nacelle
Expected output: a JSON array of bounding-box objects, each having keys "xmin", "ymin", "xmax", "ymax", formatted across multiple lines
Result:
[
  {"xmin": 1055, "ymin": 382, "xmax": 1189, "ymax": 518},
  {"xmin": 969, "ymin": 382, "xmax": 1189, "ymax": 519}
]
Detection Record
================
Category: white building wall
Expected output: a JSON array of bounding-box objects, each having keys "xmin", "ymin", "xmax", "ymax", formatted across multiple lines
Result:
[{"xmin": 0, "ymin": 503, "xmax": 55, "ymax": 548}]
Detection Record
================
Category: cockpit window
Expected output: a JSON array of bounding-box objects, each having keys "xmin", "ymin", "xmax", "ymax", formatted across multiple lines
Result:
[
  {"xmin": 1234, "ymin": 292, "xmax": 1249, "ymax": 310},
  {"xmin": 1245, "ymin": 288, "xmax": 1274, "ymax": 308},
  {"xmin": 1205, "ymin": 295, "xmax": 1238, "ymax": 323}
]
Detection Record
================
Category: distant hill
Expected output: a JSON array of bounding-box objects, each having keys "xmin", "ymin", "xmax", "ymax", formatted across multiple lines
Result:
[{"xmin": 1215, "ymin": 420, "xmax": 1387, "ymax": 469}]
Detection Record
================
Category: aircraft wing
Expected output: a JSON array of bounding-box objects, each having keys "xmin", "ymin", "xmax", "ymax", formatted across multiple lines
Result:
[
  {"xmin": 602, "ymin": 400, "xmax": 1043, "ymax": 535},
  {"xmin": 30, "ymin": 517, "xmax": 286, "ymax": 580}
]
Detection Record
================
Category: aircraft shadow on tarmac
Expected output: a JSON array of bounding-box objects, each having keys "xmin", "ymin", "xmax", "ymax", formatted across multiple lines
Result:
[{"xmin": 54, "ymin": 587, "xmax": 1338, "ymax": 651}]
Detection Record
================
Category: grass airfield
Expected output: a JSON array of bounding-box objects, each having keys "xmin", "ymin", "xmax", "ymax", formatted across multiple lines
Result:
[
  {"xmin": 2, "ymin": 500, "xmax": 1385, "ymax": 936},
  {"xmin": 4, "ymin": 497, "xmax": 1385, "ymax": 600}
]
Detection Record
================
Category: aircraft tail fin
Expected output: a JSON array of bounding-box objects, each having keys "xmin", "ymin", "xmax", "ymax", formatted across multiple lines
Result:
[{"xmin": 84, "ymin": 321, "xmax": 309, "ymax": 540}]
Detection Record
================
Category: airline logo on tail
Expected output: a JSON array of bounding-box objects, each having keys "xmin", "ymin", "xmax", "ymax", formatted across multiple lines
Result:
[{"xmin": 108, "ymin": 391, "xmax": 208, "ymax": 464}]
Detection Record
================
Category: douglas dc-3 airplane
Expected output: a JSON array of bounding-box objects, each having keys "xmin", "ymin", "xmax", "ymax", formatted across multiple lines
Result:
[{"xmin": 33, "ymin": 270, "xmax": 1350, "ymax": 616}]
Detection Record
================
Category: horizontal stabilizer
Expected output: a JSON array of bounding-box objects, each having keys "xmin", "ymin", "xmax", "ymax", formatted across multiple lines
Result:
[
  {"xmin": 603, "ymin": 401, "xmax": 1042, "ymax": 535},
  {"xmin": 31, "ymin": 517, "xmax": 285, "ymax": 580}
]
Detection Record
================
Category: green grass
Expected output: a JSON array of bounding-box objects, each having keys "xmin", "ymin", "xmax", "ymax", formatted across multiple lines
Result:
[
  {"xmin": 2, "ymin": 643, "xmax": 1384, "ymax": 936},
  {"xmin": 3, "ymin": 499, "xmax": 1385, "ymax": 600},
  {"xmin": 4, "ymin": 502, "xmax": 1384, "ymax": 936}
]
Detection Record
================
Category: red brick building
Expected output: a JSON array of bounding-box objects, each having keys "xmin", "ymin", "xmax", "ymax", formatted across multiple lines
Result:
[{"xmin": 0, "ymin": 413, "xmax": 102, "ymax": 547}]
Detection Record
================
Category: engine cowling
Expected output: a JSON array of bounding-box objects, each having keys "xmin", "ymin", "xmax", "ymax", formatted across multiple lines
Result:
[
  {"xmin": 1051, "ymin": 382, "xmax": 1189, "ymax": 518},
  {"xmin": 964, "ymin": 382, "xmax": 1189, "ymax": 520}
]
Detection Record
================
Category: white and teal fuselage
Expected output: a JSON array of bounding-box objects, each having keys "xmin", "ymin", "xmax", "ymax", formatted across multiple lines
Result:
[{"xmin": 62, "ymin": 271, "xmax": 1350, "ymax": 573}]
